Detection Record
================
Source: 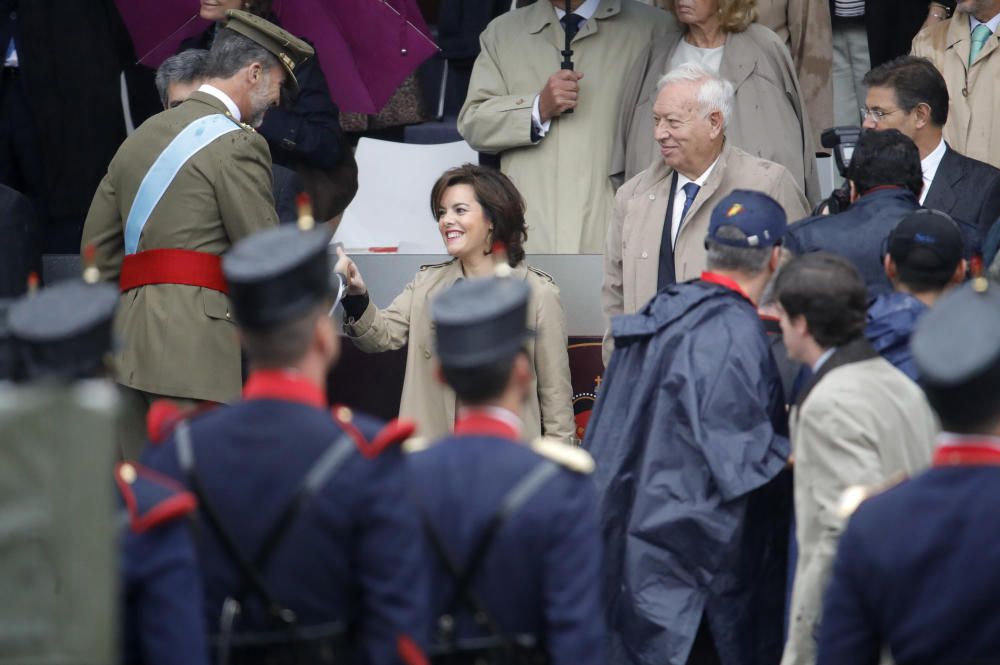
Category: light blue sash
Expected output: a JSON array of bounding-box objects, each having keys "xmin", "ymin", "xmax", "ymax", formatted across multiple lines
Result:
[{"xmin": 124, "ymin": 114, "xmax": 241, "ymax": 255}]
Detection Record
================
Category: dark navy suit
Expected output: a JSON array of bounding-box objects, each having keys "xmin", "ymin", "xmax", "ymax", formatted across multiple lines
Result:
[
  {"xmin": 408, "ymin": 411, "xmax": 606, "ymax": 665},
  {"xmin": 143, "ymin": 371, "xmax": 429, "ymax": 665},
  {"xmin": 818, "ymin": 440, "xmax": 1000, "ymax": 664},
  {"xmin": 923, "ymin": 145, "xmax": 1000, "ymax": 232},
  {"xmin": 118, "ymin": 463, "xmax": 208, "ymax": 665}
]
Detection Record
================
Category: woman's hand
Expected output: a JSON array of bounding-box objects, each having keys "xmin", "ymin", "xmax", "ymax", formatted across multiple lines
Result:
[{"xmin": 334, "ymin": 247, "xmax": 367, "ymax": 296}]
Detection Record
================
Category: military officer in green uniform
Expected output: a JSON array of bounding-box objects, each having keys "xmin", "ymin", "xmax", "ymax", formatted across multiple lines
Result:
[{"xmin": 81, "ymin": 10, "xmax": 314, "ymax": 459}]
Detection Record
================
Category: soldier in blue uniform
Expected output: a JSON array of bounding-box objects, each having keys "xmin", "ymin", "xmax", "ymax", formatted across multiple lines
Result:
[
  {"xmin": 817, "ymin": 277, "xmax": 1000, "ymax": 664},
  {"xmin": 408, "ymin": 276, "xmax": 606, "ymax": 665},
  {"xmin": 6, "ymin": 276, "xmax": 208, "ymax": 665},
  {"xmin": 142, "ymin": 222, "xmax": 429, "ymax": 665}
]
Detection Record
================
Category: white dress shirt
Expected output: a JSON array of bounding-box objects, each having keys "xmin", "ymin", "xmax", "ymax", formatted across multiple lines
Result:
[
  {"xmin": 531, "ymin": 0, "xmax": 602, "ymax": 139},
  {"xmin": 919, "ymin": 138, "xmax": 947, "ymax": 205},
  {"xmin": 198, "ymin": 83, "xmax": 241, "ymax": 121},
  {"xmin": 969, "ymin": 11, "xmax": 1000, "ymax": 35},
  {"xmin": 671, "ymin": 154, "xmax": 720, "ymax": 246},
  {"xmin": 812, "ymin": 347, "xmax": 837, "ymax": 373}
]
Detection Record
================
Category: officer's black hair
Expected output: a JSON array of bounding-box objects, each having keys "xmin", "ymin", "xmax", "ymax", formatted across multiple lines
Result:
[
  {"xmin": 440, "ymin": 349, "xmax": 527, "ymax": 405},
  {"xmin": 241, "ymin": 302, "xmax": 329, "ymax": 369},
  {"xmin": 773, "ymin": 253, "xmax": 867, "ymax": 349},
  {"xmin": 922, "ymin": 359, "xmax": 1000, "ymax": 434},
  {"xmin": 203, "ymin": 28, "xmax": 281, "ymax": 82},
  {"xmin": 847, "ymin": 129, "xmax": 923, "ymax": 199}
]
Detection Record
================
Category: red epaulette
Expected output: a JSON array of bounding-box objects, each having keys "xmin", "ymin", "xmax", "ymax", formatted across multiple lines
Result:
[
  {"xmin": 146, "ymin": 399, "xmax": 219, "ymax": 445},
  {"xmin": 330, "ymin": 404, "xmax": 417, "ymax": 459},
  {"xmin": 115, "ymin": 462, "xmax": 197, "ymax": 534},
  {"xmin": 397, "ymin": 634, "xmax": 429, "ymax": 665}
]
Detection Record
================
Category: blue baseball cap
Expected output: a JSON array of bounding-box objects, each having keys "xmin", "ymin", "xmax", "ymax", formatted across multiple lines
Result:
[{"xmin": 706, "ymin": 190, "xmax": 787, "ymax": 248}]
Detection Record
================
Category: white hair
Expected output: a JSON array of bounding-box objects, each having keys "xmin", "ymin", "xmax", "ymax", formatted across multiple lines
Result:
[{"xmin": 655, "ymin": 62, "xmax": 734, "ymax": 129}]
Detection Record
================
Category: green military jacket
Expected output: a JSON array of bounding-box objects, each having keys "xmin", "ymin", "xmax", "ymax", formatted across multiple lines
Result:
[{"xmin": 83, "ymin": 91, "xmax": 279, "ymax": 403}]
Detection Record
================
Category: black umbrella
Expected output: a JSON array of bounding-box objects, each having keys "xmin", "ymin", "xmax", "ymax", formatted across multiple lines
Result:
[{"xmin": 561, "ymin": 0, "xmax": 575, "ymax": 113}]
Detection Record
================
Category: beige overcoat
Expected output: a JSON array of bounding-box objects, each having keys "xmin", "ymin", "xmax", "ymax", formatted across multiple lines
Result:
[
  {"xmin": 458, "ymin": 0, "xmax": 675, "ymax": 254},
  {"xmin": 912, "ymin": 16, "xmax": 1000, "ymax": 169},
  {"xmin": 756, "ymin": 0, "xmax": 833, "ymax": 149},
  {"xmin": 782, "ymin": 350, "xmax": 937, "ymax": 665},
  {"xmin": 602, "ymin": 141, "xmax": 807, "ymax": 363},
  {"xmin": 612, "ymin": 24, "xmax": 821, "ymax": 205},
  {"xmin": 83, "ymin": 91, "xmax": 278, "ymax": 403},
  {"xmin": 343, "ymin": 259, "xmax": 575, "ymax": 443}
]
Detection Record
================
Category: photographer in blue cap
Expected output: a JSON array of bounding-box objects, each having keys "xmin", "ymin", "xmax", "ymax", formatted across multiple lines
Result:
[
  {"xmin": 817, "ymin": 276, "xmax": 1000, "ymax": 663},
  {"xmin": 585, "ymin": 190, "xmax": 792, "ymax": 665},
  {"xmin": 407, "ymin": 275, "xmax": 605, "ymax": 665}
]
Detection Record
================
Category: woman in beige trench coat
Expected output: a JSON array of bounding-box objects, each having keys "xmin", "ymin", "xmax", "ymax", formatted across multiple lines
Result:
[
  {"xmin": 334, "ymin": 165, "xmax": 576, "ymax": 444},
  {"xmin": 614, "ymin": 0, "xmax": 822, "ymax": 206}
]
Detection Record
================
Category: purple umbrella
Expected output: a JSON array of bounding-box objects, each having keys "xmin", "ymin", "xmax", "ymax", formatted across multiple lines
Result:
[{"xmin": 114, "ymin": 0, "xmax": 438, "ymax": 114}]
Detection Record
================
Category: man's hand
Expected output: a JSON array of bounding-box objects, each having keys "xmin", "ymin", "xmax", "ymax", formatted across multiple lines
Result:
[
  {"xmin": 334, "ymin": 247, "xmax": 367, "ymax": 296},
  {"xmin": 538, "ymin": 70, "xmax": 584, "ymax": 123}
]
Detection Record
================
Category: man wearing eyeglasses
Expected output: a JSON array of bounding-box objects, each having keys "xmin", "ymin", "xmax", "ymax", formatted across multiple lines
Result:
[{"xmin": 860, "ymin": 55, "xmax": 1000, "ymax": 233}]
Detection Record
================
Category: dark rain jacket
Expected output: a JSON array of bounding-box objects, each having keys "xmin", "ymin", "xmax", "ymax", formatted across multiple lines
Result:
[
  {"xmin": 584, "ymin": 279, "xmax": 791, "ymax": 665},
  {"xmin": 864, "ymin": 291, "xmax": 927, "ymax": 382}
]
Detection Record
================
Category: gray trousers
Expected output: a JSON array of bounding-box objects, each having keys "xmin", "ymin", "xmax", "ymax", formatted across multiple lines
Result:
[{"xmin": 832, "ymin": 24, "xmax": 871, "ymax": 127}]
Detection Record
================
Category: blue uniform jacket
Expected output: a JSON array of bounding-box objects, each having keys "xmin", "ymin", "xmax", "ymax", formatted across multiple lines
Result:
[
  {"xmin": 117, "ymin": 462, "xmax": 208, "ymax": 665},
  {"xmin": 143, "ymin": 371, "xmax": 429, "ymax": 665},
  {"xmin": 864, "ymin": 291, "xmax": 927, "ymax": 382},
  {"xmin": 585, "ymin": 276, "xmax": 791, "ymax": 665},
  {"xmin": 408, "ymin": 412, "xmax": 606, "ymax": 665},
  {"xmin": 819, "ymin": 452, "xmax": 1000, "ymax": 664}
]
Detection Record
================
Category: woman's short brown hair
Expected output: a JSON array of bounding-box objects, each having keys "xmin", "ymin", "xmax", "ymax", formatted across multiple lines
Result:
[
  {"xmin": 429, "ymin": 164, "xmax": 528, "ymax": 267},
  {"xmin": 664, "ymin": 0, "xmax": 757, "ymax": 34}
]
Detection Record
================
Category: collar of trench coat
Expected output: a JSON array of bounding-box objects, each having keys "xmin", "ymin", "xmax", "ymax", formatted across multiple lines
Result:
[
  {"xmin": 525, "ymin": 0, "xmax": 623, "ymax": 45},
  {"xmin": 631, "ymin": 139, "xmax": 736, "ymax": 244}
]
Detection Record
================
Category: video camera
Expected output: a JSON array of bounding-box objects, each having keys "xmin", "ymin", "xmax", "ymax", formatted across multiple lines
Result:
[{"xmin": 813, "ymin": 126, "xmax": 862, "ymax": 216}]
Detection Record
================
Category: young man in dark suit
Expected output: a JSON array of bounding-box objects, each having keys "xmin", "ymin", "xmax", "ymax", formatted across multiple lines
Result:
[{"xmin": 861, "ymin": 55, "xmax": 1000, "ymax": 232}]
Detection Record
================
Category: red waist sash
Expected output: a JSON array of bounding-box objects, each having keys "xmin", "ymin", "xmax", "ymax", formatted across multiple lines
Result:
[{"xmin": 119, "ymin": 249, "xmax": 228, "ymax": 294}]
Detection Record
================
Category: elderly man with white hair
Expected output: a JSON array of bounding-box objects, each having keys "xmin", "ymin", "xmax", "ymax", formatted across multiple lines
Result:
[{"xmin": 602, "ymin": 62, "xmax": 808, "ymax": 363}]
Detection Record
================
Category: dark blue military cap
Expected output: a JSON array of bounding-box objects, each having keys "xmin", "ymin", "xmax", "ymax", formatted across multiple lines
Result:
[
  {"xmin": 223, "ymin": 225, "xmax": 341, "ymax": 330},
  {"xmin": 912, "ymin": 278, "xmax": 1000, "ymax": 388},
  {"xmin": 706, "ymin": 190, "xmax": 787, "ymax": 248},
  {"xmin": 431, "ymin": 277, "xmax": 532, "ymax": 368},
  {"xmin": 7, "ymin": 281, "xmax": 119, "ymax": 380}
]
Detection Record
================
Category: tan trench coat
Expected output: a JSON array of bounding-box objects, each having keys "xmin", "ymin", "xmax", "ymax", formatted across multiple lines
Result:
[
  {"xmin": 601, "ymin": 142, "xmax": 808, "ymax": 364},
  {"xmin": 458, "ymin": 0, "xmax": 675, "ymax": 254},
  {"xmin": 782, "ymin": 355, "xmax": 937, "ymax": 665},
  {"xmin": 343, "ymin": 259, "xmax": 575, "ymax": 443},
  {"xmin": 612, "ymin": 24, "xmax": 822, "ymax": 205},
  {"xmin": 82, "ymin": 91, "xmax": 278, "ymax": 403},
  {"xmin": 912, "ymin": 16, "xmax": 1000, "ymax": 169}
]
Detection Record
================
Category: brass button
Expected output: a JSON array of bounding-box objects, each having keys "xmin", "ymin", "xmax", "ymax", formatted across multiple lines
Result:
[
  {"xmin": 119, "ymin": 463, "xmax": 137, "ymax": 484},
  {"xmin": 336, "ymin": 406, "xmax": 353, "ymax": 422},
  {"xmin": 225, "ymin": 312, "xmax": 231, "ymax": 320}
]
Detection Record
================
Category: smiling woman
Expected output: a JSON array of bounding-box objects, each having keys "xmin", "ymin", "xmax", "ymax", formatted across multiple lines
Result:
[{"xmin": 333, "ymin": 165, "xmax": 577, "ymax": 444}]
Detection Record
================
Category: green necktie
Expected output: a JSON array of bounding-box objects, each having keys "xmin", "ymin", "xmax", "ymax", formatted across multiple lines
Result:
[{"xmin": 970, "ymin": 23, "xmax": 993, "ymax": 65}]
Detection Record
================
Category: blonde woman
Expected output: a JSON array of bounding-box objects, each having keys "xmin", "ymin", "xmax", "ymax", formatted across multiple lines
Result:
[
  {"xmin": 334, "ymin": 165, "xmax": 576, "ymax": 443},
  {"xmin": 613, "ymin": 0, "xmax": 821, "ymax": 205}
]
